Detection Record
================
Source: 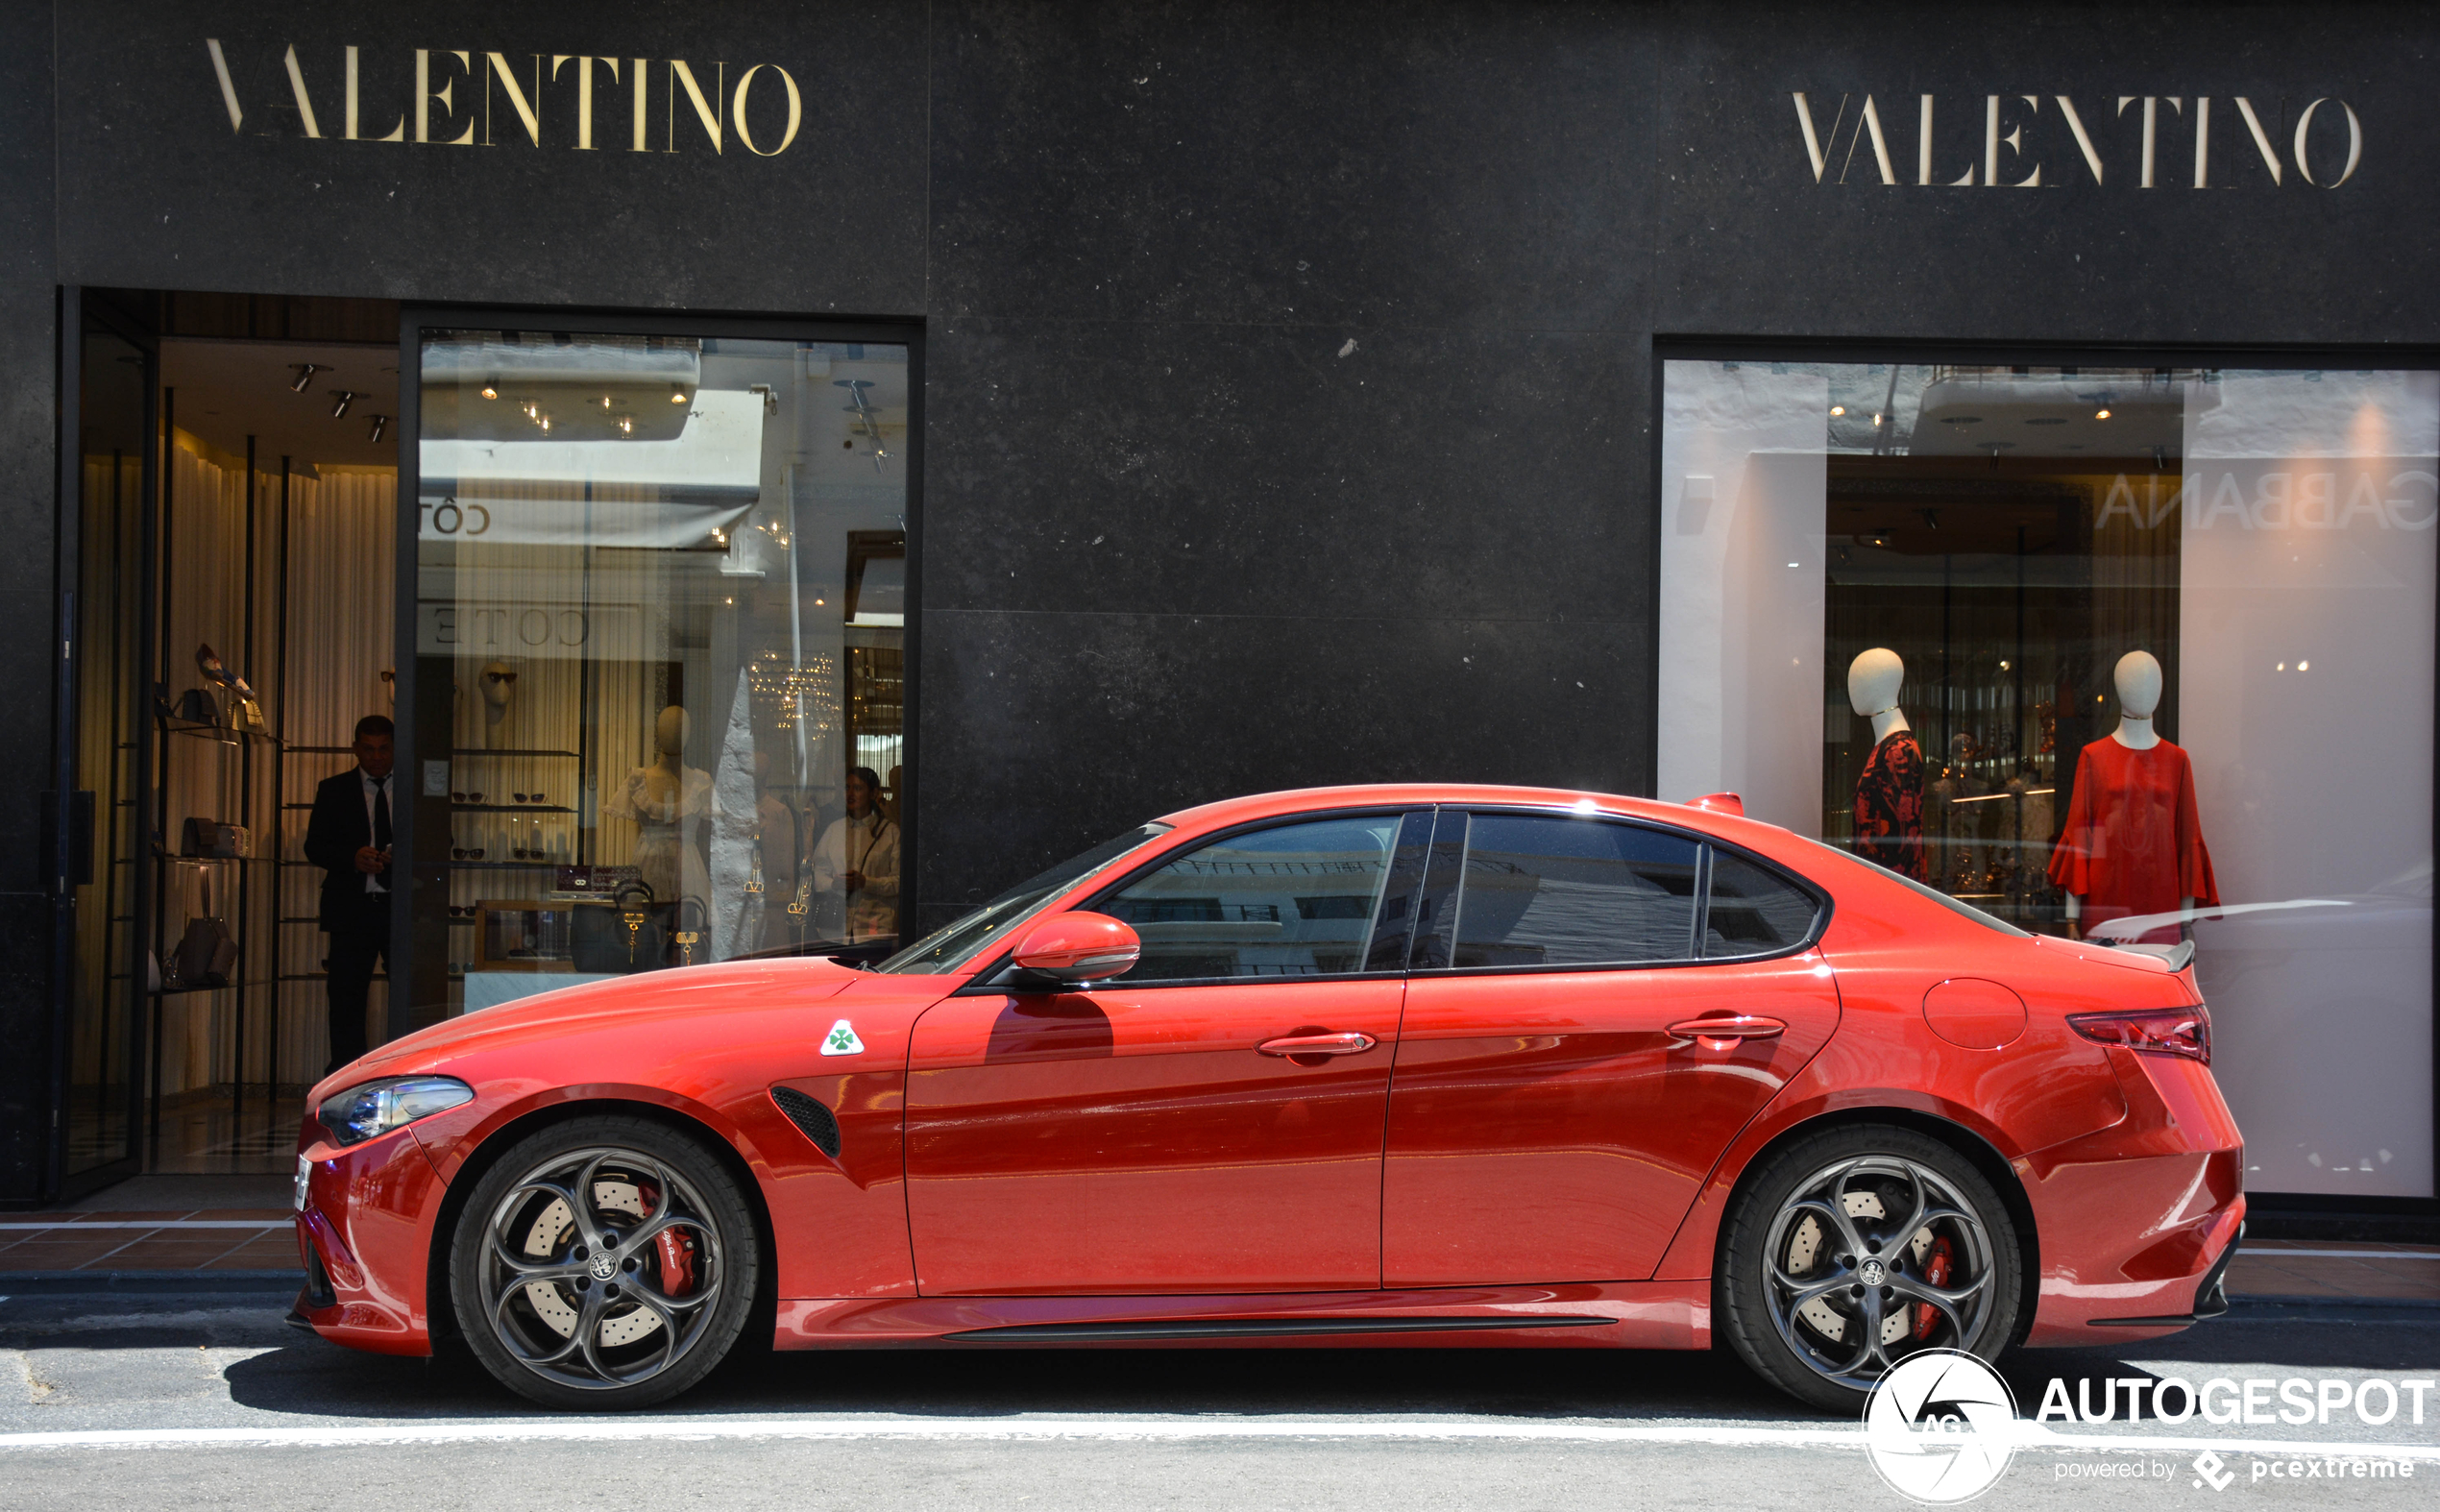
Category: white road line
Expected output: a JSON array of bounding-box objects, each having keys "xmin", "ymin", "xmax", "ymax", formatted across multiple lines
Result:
[
  {"xmin": 0, "ymin": 1417, "xmax": 2436, "ymax": 1456},
  {"xmin": 2242, "ymin": 1248, "xmax": 2440, "ymax": 1260}
]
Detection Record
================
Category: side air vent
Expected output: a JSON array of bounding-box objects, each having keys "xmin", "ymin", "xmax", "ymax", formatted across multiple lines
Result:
[{"xmin": 769, "ymin": 1085, "xmax": 842, "ymax": 1158}]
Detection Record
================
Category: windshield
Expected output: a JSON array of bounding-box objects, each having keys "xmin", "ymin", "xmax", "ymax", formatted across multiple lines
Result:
[
  {"xmin": 1798, "ymin": 838, "xmax": 2030, "ymax": 938},
  {"xmin": 874, "ymin": 822, "xmax": 1176, "ymax": 974}
]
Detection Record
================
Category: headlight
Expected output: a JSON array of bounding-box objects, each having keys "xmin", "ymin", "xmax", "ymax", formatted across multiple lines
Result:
[{"xmin": 315, "ymin": 1076, "xmax": 476, "ymax": 1146}]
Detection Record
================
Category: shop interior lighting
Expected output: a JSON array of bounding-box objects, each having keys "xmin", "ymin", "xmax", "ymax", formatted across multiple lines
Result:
[
  {"xmin": 2095, "ymin": 406, "xmax": 2112, "ymax": 419},
  {"xmin": 671, "ymin": 386, "xmax": 689, "ymax": 403},
  {"xmin": 289, "ymin": 363, "xmax": 321, "ymax": 393},
  {"xmin": 479, "ymin": 382, "xmax": 499, "ymax": 400},
  {"xmin": 366, "ymin": 414, "xmax": 388, "ymax": 443},
  {"xmin": 1829, "ymin": 404, "xmax": 1845, "ymax": 417},
  {"xmin": 619, "ymin": 417, "xmax": 634, "ymax": 435},
  {"xmin": 329, "ymin": 391, "xmax": 355, "ymax": 419}
]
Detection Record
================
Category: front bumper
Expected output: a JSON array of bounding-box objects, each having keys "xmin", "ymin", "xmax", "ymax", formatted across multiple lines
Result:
[
  {"xmin": 2020, "ymin": 1047, "xmax": 2246, "ymax": 1346},
  {"xmin": 290, "ymin": 1119, "xmax": 449, "ymax": 1356}
]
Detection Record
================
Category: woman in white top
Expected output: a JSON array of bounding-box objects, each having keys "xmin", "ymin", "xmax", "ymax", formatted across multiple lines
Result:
[{"xmin": 812, "ymin": 766, "xmax": 900, "ymax": 941}]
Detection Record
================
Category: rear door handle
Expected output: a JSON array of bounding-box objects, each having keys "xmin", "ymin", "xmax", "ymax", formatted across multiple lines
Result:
[
  {"xmin": 1667, "ymin": 1014, "xmax": 1787, "ymax": 1050},
  {"xmin": 1257, "ymin": 1031, "xmax": 1378, "ymax": 1057}
]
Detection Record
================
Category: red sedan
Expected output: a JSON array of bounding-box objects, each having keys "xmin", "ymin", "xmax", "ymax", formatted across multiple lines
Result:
[{"xmin": 292, "ymin": 785, "xmax": 2242, "ymax": 1412}]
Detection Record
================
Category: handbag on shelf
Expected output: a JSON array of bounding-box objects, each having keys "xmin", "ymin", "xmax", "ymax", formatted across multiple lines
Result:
[
  {"xmin": 172, "ymin": 687, "xmax": 221, "ymax": 725},
  {"xmin": 169, "ymin": 916, "xmax": 238, "ymax": 990},
  {"xmin": 570, "ymin": 880, "xmax": 668, "ymax": 974},
  {"xmin": 182, "ymin": 818, "xmax": 250, "ymax": 858}
]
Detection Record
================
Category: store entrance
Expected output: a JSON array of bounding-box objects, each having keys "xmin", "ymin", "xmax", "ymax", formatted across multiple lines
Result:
[{"xmin": 61, "ymin": 290, "xmax": 403, "ymax": 1183}]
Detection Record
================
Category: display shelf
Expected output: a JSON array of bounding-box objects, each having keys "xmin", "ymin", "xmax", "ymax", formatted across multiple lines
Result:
[
  {"xmin": 158, "ymin": 716, "xmax": 281, "ymax": 746},
  {"xmin": 284, "ymin": 744, "xmax": 357, "ymax": 755},
  {"xmin": 453, "ymin": 748, "xmax": 580, "ymax": 758},
  {"xmin": 446, "ymin": 860, "xmax": 564, "ymax": 870},
  {"xmin": 453, "ymin": 803, "xmax": 576, "ymax": 813}
]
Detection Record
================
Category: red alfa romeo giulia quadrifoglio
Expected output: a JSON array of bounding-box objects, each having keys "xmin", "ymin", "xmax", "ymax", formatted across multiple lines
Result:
[{"xmin": 292, "ymin": 785, "xmax": 2242, "ymax": 1412}]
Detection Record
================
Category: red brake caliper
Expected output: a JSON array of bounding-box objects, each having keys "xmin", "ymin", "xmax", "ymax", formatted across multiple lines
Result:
[
  {"xmin": 1913, "ymin": 1236, "xmax": 1954, "ymax": 1340},
  {"xmin": 656, "ymin": 1229, "xmax": 696, "ymax": 1295}
]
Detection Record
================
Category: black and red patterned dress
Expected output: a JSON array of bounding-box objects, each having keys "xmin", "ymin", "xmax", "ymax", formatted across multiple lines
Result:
[{"xmin": 1853, "ymin": 729, "xmax": 1927, "ymax": 881}]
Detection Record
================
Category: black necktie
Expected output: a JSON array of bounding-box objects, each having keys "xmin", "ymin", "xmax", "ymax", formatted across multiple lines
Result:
[{"xmin": 373, "ymin": 775, "xmax": 392, "ymax": 851}]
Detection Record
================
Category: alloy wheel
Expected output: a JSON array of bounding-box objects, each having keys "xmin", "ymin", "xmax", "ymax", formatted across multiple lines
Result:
[
  {"xmin": 1759, "ymin": 1154, "xmax": 1997, "ymax": 1392},
  {"xmin": 475, "ymin": 1144, "xmax": 727, "ymax": 1393}
]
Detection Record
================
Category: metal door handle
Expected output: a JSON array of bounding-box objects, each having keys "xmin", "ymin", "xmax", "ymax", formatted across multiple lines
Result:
[
  {"xmin": 1257, "ymin": 1031, "xmax": 1378, "ymax": 1057},
  {"xmin": 1667, "ymin": 1014, "xmax": 1787, "ymax": 1049}
]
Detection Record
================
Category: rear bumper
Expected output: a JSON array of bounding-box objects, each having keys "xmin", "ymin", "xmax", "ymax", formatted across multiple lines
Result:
[
  {"xmin": 2020, "ymin": 1048, "xmax": 2246, "ymax": 1347},
  {"xmin": 289, "ymin": 1123, "xmax": 446, "ymax": 1356}
]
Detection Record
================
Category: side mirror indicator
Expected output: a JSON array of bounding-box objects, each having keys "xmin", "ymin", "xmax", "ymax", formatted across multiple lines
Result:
[{"xmin": 1008, "ymin": 911, "xmax": 1140, "ymax": 989}]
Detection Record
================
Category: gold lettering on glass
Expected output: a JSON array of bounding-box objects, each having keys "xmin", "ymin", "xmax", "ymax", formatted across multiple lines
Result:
[
  {"xmin": 631, "ymin": 57, "xmax": 649, "ymax": 152},
  {"xmin": 2055, "ymin": 94, "xmax": 2103, "ymax": 184},
  {"xmin": 348, "ymin": 44, "xmax": 406, "ymax": 142},
  {"xmin": 550, "ymin": 55, "xmax": 620, "ymax": 150},
  {"xmin": 2233, "ymin": 96, "xmax": 2285, "ymax": 186},
  {"xmin": 1985, "ymin": 94, "xmax": 2040, "ymax": 187}
]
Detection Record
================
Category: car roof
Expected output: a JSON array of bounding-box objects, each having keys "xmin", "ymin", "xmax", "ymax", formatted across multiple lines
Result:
[{"xmin": 1155, "ymin": 784, "xmax": 1773, "ymax": 842}]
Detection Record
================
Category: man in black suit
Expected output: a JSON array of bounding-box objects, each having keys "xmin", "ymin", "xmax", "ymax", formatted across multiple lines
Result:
[{"xmin": 305, "ymin": 715, "xmax": 396, "ymax": 1073}]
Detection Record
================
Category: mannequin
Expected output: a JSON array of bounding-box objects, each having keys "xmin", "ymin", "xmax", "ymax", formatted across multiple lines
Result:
[
  {"xmin": 1848, "ymin": 648, "xmax": 1927, "ymax": 881},
  {"xmin": 2050, "ymin": 651, "xmax": 2218, "ymax": 943},
  {"xmin": 622, "ymin": 705, "xmax": 712, "ymax": 903},
  {"xmin": 478, "ymin": 661, "xmax": 517, "ymax": 749}
]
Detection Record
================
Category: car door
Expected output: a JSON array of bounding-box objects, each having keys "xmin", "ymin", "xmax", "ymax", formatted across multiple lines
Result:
[
  {"xmin": 904, "ymin": 810, "xmax": 1428, "ymax": 1296},
  {"xmin": 1382, "ymin": 810, "xmax": 1842, "ymax": 1287}
]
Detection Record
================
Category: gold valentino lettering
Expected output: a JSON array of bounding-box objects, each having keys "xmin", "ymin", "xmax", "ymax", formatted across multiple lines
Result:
[
  {"xmin": 202, "ymin": 39, "xmax": 805, "ymax": 158},
  {"xmin": 1791, "ymin": 91, "xmax": 2361, "ymax": 188}
]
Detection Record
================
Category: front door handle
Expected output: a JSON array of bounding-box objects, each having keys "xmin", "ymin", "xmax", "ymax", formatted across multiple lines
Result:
[
  {"xmin": 1667, "ymin": 1014, "xmax": 1787, "ymax": 1051},
  {"xmin": 1257, "ymin": 1031, "xmax": 1378, "ymax": 1057}
]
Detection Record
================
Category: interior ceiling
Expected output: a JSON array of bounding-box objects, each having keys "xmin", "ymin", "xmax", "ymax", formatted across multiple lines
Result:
[{"xmin": 160, "ymin": 339, "xmax": 400, "ymax": 470}]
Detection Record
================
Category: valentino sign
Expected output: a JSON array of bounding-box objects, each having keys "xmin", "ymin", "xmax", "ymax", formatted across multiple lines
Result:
[
  {"xmin": 1792, "ymin": 92, "xmax": 2362, "ymax": 188},
  {"xmin": 201, "ymin": 39, "xmax": 803, "ymax": 156}
]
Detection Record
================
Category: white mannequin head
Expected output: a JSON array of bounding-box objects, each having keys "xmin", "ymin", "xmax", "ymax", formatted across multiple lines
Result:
[
  {"xmin": 480, "ymin": 661, "xmax": 516, "ymax": 712},
  {"xmin": 1847, "ymin": 648, "xmax": 1911, "ymax": 742},
  {"xmin": 2111, "ymin": 650, "xmax": 2163, "ymax": 749},
  {"xmin": 2114, "ymin": 650, "xmax": 2162, "ymax": 719}
]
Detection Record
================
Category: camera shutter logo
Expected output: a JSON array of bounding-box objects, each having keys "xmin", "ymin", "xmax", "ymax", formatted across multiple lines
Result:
[{"xmin": 1864, "ymin": 1349, "xmax": 2020, "ymax": 1503}]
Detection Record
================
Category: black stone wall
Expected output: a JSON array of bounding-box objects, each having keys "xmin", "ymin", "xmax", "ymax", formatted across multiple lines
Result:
[{"xmin": 9, "ymin": 0, "xmax": 2439, "ymax": 1193}]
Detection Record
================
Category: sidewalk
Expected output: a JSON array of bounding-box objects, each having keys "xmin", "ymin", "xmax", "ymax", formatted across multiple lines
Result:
[{"xmin": 2, "ymin": 1196, "xmax": 2434, "ymax": 1304}]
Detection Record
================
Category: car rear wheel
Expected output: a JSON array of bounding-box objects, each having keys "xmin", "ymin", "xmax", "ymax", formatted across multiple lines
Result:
[
  {"xmin": 451, "ymin": 1115, "xmax": 758, "ymax": 1410},
  {"xmin": 1718, "ymin": 1124, "xmax": 2022, "ymax": 1413}
]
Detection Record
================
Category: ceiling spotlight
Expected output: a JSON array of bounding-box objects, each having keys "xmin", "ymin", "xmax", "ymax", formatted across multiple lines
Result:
[
  {"xmin": 539, "ymin": 416, "xmax": 551, "ymax": 433},
  {"xmin": 289, "ymin": 363, "xmax": 321, "ymax": 393},
  {"xmin": 2095, "ymin": 406, "xmax": 2112, "ymax": 420},
  {"xmin": 601, "ymin": 396, "xmax": 613, "ymax": 408},
  {"xmin": 618, "ymin": 416, "xmax": 633, "ymax": 435},
  {"xmin": 479, "ymin": 383, "xmax": 499, "ymax": 401},
  {"xmin": 1829, "ymin": 404, "xmax": 1846, "ymax": 417},
  {"xmin": 366, "ymin": 414, "xmax": 388, "ymax": 443},
  {"xmin": 329, "ymin": 391, "xmax": 356, "ymax": 419},
  {"xmin": 671, "ymin": 387, "xmax": 689, "ymax": 404}
]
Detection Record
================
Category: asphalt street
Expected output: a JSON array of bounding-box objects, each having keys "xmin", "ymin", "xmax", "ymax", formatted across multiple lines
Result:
[{"xmin": 1, "ymin": 1284, "xmax": 2434, "ymax": 1510}]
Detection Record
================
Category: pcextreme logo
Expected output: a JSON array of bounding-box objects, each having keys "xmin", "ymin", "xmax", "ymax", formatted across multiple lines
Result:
[
  {"xmin": 1790, "ymin": 91, "xmax": 2361, "ymax": 188},
  {"xmin": 201, "ymin": 39, "xmax": 805, "ymax": 157}
]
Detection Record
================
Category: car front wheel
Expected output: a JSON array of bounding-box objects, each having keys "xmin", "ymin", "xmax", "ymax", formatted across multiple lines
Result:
[
  {"xmin": 451, "ymin": 1114, "xmax": 759, "ymax": 1409},
  {"xmin": 1717, "ymin": 1124, "xmax": 2022, "ymax": 1413}
]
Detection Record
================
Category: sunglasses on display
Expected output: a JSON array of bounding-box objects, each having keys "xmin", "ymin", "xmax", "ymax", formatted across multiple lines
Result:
[
  {"xmin": 511, "ymin": 793, "xmax": 548, "ymax": 804},
  {"xmin": 451, "ymin": 847, "xmax": 486, "ymax": 860},
  {"xmin": 448, "ymin": 905, "xmax": 476, "ymax": 918},
  {"xmin": 485, "ymin": 671, "xmax": 519, "ymax": 684},
  {"xmin": 451, "ymin": 792, "xmax": 486, "ymax": 804}
]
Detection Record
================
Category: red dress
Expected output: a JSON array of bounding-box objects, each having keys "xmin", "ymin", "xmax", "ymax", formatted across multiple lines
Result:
[
  {"xmin": 1852, "ymin": 730, "xmax": 1927, "ymax": 881},
  {"xmin": 2047, "ymin": 738, "xmax": 2219, "ymax": 944}
]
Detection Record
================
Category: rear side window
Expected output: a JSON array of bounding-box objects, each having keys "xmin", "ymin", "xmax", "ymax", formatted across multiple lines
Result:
[
  {"xmin": 1703, "ymin": 852, "xmax": 1822, "ymax": 957},
  {"xmin": 1451, "ymin": 815, "xmax": 1701, "ymax": 967},
  {"xmin": 1099, "ymin": 814, "xmax": 1402, "ymax": 981}
]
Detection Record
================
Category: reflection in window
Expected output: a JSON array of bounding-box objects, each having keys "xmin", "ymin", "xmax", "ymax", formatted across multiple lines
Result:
[
  {"xmin": 1102, "ymin": 817, "xmax": 1401, "ymax": 981},
  {"xmin": 418, "ymin": 331, "xmax": 909, "ymax": 1012},
  {"xmin": 1451, "ymin": 816, "xmax": 1699, "ymax": 967},
  {"xmin": 1703, "ymin": 853, "xmax": 1819, "ymax": 957}
]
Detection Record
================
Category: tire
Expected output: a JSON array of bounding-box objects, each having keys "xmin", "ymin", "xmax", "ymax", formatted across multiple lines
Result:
[
  {"xmin": 1717, "ymin": 1123, "xmax": 2022, "ymax": 1414},
  {"xmin": 450, "ymin": 1114, "xmax": 760, "ymax": 1410}
]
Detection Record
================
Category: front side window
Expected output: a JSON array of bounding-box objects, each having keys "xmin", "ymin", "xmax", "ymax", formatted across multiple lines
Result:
[
  {"xmin": 1451, "ymin": 814, "xmax": 1701, "ymax": 967},
  {"xmin": 1098, "ymin": 815, "xmax": 1403, "ymax": 983}
]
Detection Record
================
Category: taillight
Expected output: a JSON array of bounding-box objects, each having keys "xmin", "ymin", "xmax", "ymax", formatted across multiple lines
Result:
[{"xmin": 2067, "ymin": 1005, "xmax": 2211, "ymax": 1064}]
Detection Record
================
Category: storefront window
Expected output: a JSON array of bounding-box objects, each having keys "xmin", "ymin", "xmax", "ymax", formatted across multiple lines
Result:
[
  {"xmin": 416, "ymin": 329, "xmax": 909, "ymax": 1015},
  {"xmin": 1660, "ymin": 360, "xmax": 2436, "ymax": 1198}
]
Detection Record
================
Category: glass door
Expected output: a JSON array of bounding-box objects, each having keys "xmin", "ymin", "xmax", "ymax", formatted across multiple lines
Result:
[{"xmin": 59, "ymin": 304, "xmax": 155, "ymax": 1193}]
